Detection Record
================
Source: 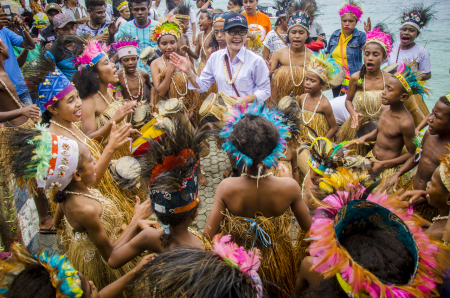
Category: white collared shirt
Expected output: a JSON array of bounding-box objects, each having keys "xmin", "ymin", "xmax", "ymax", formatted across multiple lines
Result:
[{"xmin": 189, "ymin": 46, "xmax": 271, "ymax": 102}]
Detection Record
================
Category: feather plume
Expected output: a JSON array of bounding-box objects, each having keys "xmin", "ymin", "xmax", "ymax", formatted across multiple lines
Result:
[
  {"xmin": 365, "ymin": 24, "xmax": 394, "ymax": 56},
  {"xmin": 400, "ymin": 4, "xmax": 436, "ymax": 29},
  {"xmin": 338, "ymin": 0, "xmax": 363, "ymax": 22},
  {"xmin": 150, "ymin": 16, "xmax": 182, "ymax": 42},
  {"xmin": 286, "ymin": 0, "xmax": 317, "ymax": 23},
  {"xmin": 74, "ymin": 40, "xmax": 110, "ymax": 66},
  {"xmin": 307, "ymin": 50, "xmax": 341, "ymax": 85},
  {"xmin": 396, "ymin": 62, "xmax": 430, "ymax": 98}
]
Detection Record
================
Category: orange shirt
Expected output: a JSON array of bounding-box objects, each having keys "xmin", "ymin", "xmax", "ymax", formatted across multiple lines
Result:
[{"xmin": 241, "ymin": 11, "xmax": 271, "ymax": 42}]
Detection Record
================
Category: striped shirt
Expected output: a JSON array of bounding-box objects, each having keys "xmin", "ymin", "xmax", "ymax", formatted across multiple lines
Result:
[{"xmin": 115, "ymin": 18, "xmax": 157, "ymax": 74}]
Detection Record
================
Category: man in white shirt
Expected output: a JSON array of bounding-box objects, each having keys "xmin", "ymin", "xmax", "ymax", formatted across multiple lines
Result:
[
  {"xmin": 18, "ymin": 0, "xmax": 32, "ymax": 14},
  {"xmin": 170, "ymin": 12, "xmax": 270, "ymax": 104}
]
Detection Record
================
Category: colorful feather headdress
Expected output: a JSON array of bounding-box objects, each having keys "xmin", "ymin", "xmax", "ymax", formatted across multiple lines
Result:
[
  {"xmin": 213, "ymin": 235, "xmax": 262, "ymax": 298},
  {"xmin": 439, "ymin": 147, "xmax": 450, "ymax": 193},
  {"xmin": 276, "ymin": 92, "xmax": 302, "ymax": 148},
  {"xmin": 150, "ymin": 16, "xmax": 182, "ymax": 42},
  {"xmin": 308, "ymin": 170, "xmax": 443, "ymax": 298},
  {"xmin": 365, "ymin": 25, "xmax": 394, "ymax": 56},
  {"xmin": 74, "ymin": 40, "xmax": 109, "ymax": 69},
  {"xmin": 401, "ymin": 4, "xmax": 435, "ymax": 32},
  {"xmin": 116, "ymin": 0, "xmax": 128, "ymax": 11},
  {"xmin": 0, "ymin": 243, "xmax": 83, "ymax": 298},
  {"xmin": 307, "ymin": 50, "xmax": 341, "ymax": 85},
  {"xmin": 219, "ymin": 103, "xmax": 290, "ymax": 169},
  {"xmin": 113, "ymin": 36, "xmax": 140, "ymax": 59},
  {"xmin": 395, "ymin": 62, "xmax": 429, "ymax": 98},
  {"xmin": 286, "ymin": 0, "xmax": 316, "ymax": 33},
  {"xmin": 338, "ymin": 0, "xmax": 363, "ymax": 22},
  {"xmin": 33, "ymin": 12, "xmax": 49, "ymax": 29}
]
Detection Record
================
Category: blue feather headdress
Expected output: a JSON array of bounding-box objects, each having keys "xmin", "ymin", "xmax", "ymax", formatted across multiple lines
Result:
[
  {"xmin": 395, "ymin": 62, "xmax": 429, "ymax": 99},
  {"xmin": 219, "ymin": 103, "xmax": 290, "ymax": 168}
]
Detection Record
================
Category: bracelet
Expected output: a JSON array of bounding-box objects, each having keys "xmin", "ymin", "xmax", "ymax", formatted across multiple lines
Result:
[{"xmin": 186, "ymin": 71, "xmax": 195, "ymax": 78}]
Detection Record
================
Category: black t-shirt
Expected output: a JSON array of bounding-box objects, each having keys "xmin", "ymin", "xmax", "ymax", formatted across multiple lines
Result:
[{"xmin": 39, "ymin": 23, "xmax": 57, "ymax": 49}]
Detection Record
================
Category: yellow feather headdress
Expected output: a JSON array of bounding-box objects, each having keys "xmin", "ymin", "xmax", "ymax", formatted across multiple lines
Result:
[{"xmin": 150, "ymin": 16, "xmax": 182, "ymax": 42}]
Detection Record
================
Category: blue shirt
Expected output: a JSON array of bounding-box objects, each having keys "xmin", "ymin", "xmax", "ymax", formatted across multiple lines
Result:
[
  {"xmin": 0, "ymin": 28, "xmax": 27, "ymax": 95},
  {"xmin": 115, "ymin": 18, "xmax": 157, "ymax": 74},
  {"xmin": 326, "ymin": 28, "xmax": 366, "ymax": 75}
]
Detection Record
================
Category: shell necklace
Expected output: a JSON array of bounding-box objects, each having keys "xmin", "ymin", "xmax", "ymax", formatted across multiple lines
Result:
[
  {"xmin": 289, "ymin": 45, "xmax": 306, "ymax": 87},
  {"xmin": 301, "ymin": 169, "xmax": 310, "ymax": 202},
  {"xmin": 302, "ymin": 92, "xmax": 323, "ymax": 125},
  {"xmin": 0, "ymin": 78, "xmax": 24, "ymax": 108},
  {"xmin": 432, "ymin": 215, "xmax": 449, "ymax": 224},
  {"xmin": 97, "ymin": 88, "xmax": 114, "ymax": 106},
  {"xmin": 201, "ymin": 29, "xmax": 214, "ymax": 58},
  {"xmin": 363, "ymin": 70, "xmax": 385, "ymax": 117},
  {"xmin": 49, "ymin": 119, "xmax": 96, "ymax": 152},
  {"xmin": 222, "ymin": 54, "xmax": 243, "ymax": 85},
  {"xmin": 162, "ymin": 57, "xmax": 188, "ymax": 96},
  {"xmin": 123, "ymin": 72, "xmax": 143, "ymax": 101},
  {"xmin": 66, "ymin": 190, "xmax": 100, "ymax": 201}
]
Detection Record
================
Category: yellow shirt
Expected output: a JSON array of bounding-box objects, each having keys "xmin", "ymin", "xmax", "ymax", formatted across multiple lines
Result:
[{"xmin": 332, "ymin": 31, "xmax": 352, "ymax": 72}]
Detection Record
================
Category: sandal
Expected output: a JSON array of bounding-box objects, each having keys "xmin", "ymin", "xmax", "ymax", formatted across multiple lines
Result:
[{"xmin": 39, "ymin": 225, "xmax": 56, "ymax": 235}]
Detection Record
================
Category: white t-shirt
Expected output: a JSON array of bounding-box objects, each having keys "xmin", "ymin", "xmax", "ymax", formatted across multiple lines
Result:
[
  {"xmin": 263, "ymin": 30, "xmax": 287, "ymax": 55},
  {"xmin": 148, "ymin": 8, "xmax": 159, "ymax": 21},
  {"xmin": 387, "ymin": 41, "xmax": 431, "ymax": 74},
  {"xmin": 329, "ymin": 95, "xmax": 350, "ymax": 125}
]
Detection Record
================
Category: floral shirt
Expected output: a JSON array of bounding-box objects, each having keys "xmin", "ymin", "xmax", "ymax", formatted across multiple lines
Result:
[{"xmin": 263, "ymin": 29, "xmax": 288, "ymax": 55}]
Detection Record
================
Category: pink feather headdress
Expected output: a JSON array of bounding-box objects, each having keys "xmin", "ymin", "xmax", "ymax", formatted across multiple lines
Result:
[
  {"xmin": 338, "ymin": 0, "xmax": 363, "ymax": 22},
  {"xmin": 213, "ymin": 235, "xmax": 263, "ymax": 297},
  {"xmin": 365, "ymin": 27, "xmax": 393, "ymax": 56},
  {"xmin": 113, "ymin": 40, "xmax": 140, "ymax": 59},
  {"xmin": 74, "ymin": 40, "xmax": 110, "ymax": 68},
  {"xmin": 113, "ymin": 40, "xmax": 140, "ymax": 50},
  {"xmin": 307, "ymin": 170, "xmax": 444, "ymax": 298}
]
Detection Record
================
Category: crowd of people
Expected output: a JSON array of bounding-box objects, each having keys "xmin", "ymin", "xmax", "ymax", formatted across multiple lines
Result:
[{"xmin": 0, "ymin": 0, "xmax": 449, "ymax": 297}]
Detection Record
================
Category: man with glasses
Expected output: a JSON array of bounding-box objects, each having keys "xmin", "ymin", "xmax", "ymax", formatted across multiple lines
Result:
[{"xmin": 114, "ymin": 0, "xmax": 157, "ymax": 74}]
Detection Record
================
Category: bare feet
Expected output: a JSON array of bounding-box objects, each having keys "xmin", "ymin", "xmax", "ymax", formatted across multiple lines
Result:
[{"xmin": 199, "ymin": 169, "xmax": 209, "ymax": 186}]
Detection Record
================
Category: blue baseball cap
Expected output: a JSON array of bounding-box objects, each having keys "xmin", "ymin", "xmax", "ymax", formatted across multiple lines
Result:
[{"xmin": 223, "ymin": 12, "xmax": 248, "ymax": 31}]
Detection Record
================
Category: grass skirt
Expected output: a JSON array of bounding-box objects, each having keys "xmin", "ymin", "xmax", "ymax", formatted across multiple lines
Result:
[
  {"xmin": 366, "ymin": 150, "xmax": 407, "ymax": 190},
  {"xmin": 300, "ymin": 110, "xmax": 330, "ymax": 139},
  {"xmin": 270, "ymin": 66, "xmax": 305, "ymax": 108},
  {"xmin": 59, "ymin": 189, "xmax": 138, "ymax": 293},
  {"xmin": 219, "ymin": 209, "xmax": 296, "ymax": 297},
  {"xmin": 269, "ymin": 160, "xmax": 293, "ymax": 178},
  {"xmin": 338, "ymin": 90, "xmax": 383, "ymax": 156}
]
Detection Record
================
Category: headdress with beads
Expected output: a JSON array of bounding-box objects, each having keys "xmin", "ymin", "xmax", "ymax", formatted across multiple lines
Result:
[
  {"xmin": 140, "ymin": 116, "xmax": 215, "ymax": 220},
  {"xmin": 401, "ymin": 4, "xmax": 435, "ymax": 32},
  {"xmin": 4, "ymin": 123, "xmax": 79, "ymax": 191},
  {"xmin": 439, "ymin": 147, "xmax": 450, "ymax": 193},
  {"xmin": 307, "ymin": 50, "xmax": 341, "ymax": 85},
  {"xmin": 364, "ymin": 23, "xmax": 394, "ymax": 56},
  {"xmin": 308, "ymin": 170, "xmax": 444, "ymax": 298},
  {"xmin": 338, "ymin": 0, "xmax": 363, "ymax": 22},
  {"xmin": 0, "ymin": 243, "xmax": 83, "ymax": 298},
  {"xmin": 113, "ymin": 35, "xmax": 140, "ymax": 59},
  {"xmin": 22, "ymin": 54, "xmax": 76, "ymax": 113},
  {"xmin": 220, "ymin": 103, "xmax": 289, "ymax": 169},
  {"xmin": 287, "ymin": 0, "xmax": 316, "ymax": 33},
  {"xmin": 116, "ymin": 0, "xmax": 128, "ymax": 11},
  {"xmin": 273, "ymin": 0, "xmax": 294, "ymax": 17},
  {"xmin": 395, "ymin": 62, "xmax": 429, "ymax": 98},
  {"xmin": 74, "ymin": 40, "xmax": 109, "ymax": 69},
  {"xmin": 172, "ymin": 1, "xmax": 191, "ymax": 20},
  {"xmin": 150, "ymin": 16, "xmax": 182, "ymax": 42},
  {"xmin": 33, "ymin": 12, "xmax": 49, "ymax": 29}
]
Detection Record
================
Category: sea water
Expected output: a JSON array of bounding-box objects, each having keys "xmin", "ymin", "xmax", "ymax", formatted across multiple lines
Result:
[{"xmin": 157, "ymin": 0, "xmax": 450, "ymax": 110}]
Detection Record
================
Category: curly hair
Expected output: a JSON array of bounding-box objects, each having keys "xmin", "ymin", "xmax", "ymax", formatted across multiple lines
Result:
[
  {"xmin": 70, "ymin": 64, "xmax": 100, "ymax": 99},
  {"xmin": 130, "ymin": 246, "xmax": 260, "ymax": 298},
  {"xmin": 155, "ymin": 205, "xmax": 198, "ymax": 248},
  {"xmin": 229, "ymin": 114, "xmax": 279, "ymax": 166}
]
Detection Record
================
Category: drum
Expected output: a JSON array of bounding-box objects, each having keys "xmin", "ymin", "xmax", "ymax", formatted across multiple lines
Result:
[
  {"xmin": 382, "ymin": 63, "xmax": 398, "ymax": 74},
  {"xmin": 139, "ymin": 46, "xmax": 158, "ymax": 69},
  {"xmin": 199, "ymin": 93, "xmax": 227, "ymax": 119},
  {"xmin": 297, "ymin": 145, "xmax": 311, "ymax": 176},
  {"xmin": 132, "ymin": 102, "xmax": 151, "ymax": 128},
  {"xmin": 155, "ymin": 97, "xmax": 184, "ymax": 116},
  {"xmin": 278, "ymin": 92, "xmax": 297, "ymax": 110},
  {"xmin": 110, "ymin": 156, "xmax": 142, "ymax": 191}
]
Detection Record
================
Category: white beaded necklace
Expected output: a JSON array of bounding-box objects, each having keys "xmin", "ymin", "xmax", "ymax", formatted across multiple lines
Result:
[
  {"xmin": 432, "ymin": 215, "xmax": 449, "ymax": 224},
  {"xmin": 301, "ymin": 170, "xmax": 310, "ymax": 201},
  {"xmin": 288, "ymin": 45, "xmax": 306, "ymax": 87},
  {"xmin": 201, "ymin": 29, "xmax": 214, "ymax": 58},
  {"xmin": 97, "ymin": 89, "xmax": 114, "ymax": 106},
  {"xmin": 363, "ymin": 70, "xmax": 386, "ymax": 117},
  {"xmin": 50, "ymin": 119, "xmax": 96, "ymax": 152},
  {"xmin": 123, "ymin": 72, "xmax": 143, "ymax": 101},
  {"xmin": 222, "ymin": 55, "xmax": 242, "ymax": 85},
  {"xmin": 302, "ymin": 92, "xmax": 323, "ymax": 125},
  {"xmin": 162, "ymin": 57, "xmax": 188, "ymax": 96}
]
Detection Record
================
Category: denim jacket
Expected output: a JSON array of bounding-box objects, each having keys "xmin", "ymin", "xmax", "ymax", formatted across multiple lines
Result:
[{"xmin": 326, "ymin": 28, "xmax": 367, "ymax": 75}]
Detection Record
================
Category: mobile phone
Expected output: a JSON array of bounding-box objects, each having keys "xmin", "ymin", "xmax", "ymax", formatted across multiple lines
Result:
[{"xmin": 1, "ymin": 5, "xmax": 12, "ymax": 20}]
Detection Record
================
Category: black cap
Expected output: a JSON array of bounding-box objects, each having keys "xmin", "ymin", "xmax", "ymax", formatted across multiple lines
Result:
[{"xmin": 223, "ymin": 12, "xmax": 248, "ymax": 31}]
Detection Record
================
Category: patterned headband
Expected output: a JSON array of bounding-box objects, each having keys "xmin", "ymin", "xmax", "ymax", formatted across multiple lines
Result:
[
  {"xmin": 287, "ymin": 10, "xmax": 312, "ymax": 33},
  {"xmin": 37, "ymin": 67, "xmax": 76, "ymax": 112}
]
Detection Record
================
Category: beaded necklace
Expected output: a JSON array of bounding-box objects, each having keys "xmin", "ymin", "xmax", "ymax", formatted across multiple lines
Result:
[
  {"xmin": 97, "ymin": 88, "xmax": 114, "ymax": 106},
  {"xmin": 222, "ymin": 54, "xmax": 242, "ymax": 85},
  {"xmin": 363, "ymin": 70, "xmax": 385, "ymax": 117},
  {"xmin": 123, "ymin": 72, "xmax": 143, "ymax": 101},
  {"xmin": 289, "ymin": 45, "xmax": 306, "ymax": 87},
  {"xmin": 302, "ymin": 92, "xmax": 323, "ymax": 125},
  {"xmin": 201, "ymin": 29, "xmax": 214, "ymax": 58},
  {"xmin": 66, "ymin": 190, "xmax": 100, "ymax": 201},
  {"xmin": 50, "ymin": 119, "xmax": 96, "ymax": 152},
  {"xmin": 0, "ymin": 78, "xmax": 25, "ymax": 108},
  {"xmin": 301, "ymin": 170, "xmax": 310, "ymax": 201},
  {"xmin": 162, "ymin": 57, "xmax": 188, "ymax": 96}
]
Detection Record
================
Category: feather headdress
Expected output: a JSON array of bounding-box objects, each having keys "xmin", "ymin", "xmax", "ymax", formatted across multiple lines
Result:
[
  {"xmin": 307, "ymin": 50, "xmax": 341, "ymax": 85},
  {"xmin": 173, "ymin": 1, "xmax": 191, "ymax": 20},
  {"xmin": 338, "ymin": 0, "xmax": 363, "ymax": 22},
  {"xmin": 276, "ymin": 93, "xmax": 302, "ymax": 148},
  {"xmin": 401, "ymin": 4, "xmax": 435, "ymax": 32},
  {"xmin": 113, "ymin": 34, "xmax": 140, "ymax": 58},
  {"xmin": 74, "ymin": 40, "xmax": 109, "ymax": 69},
  {"xmin": 365, "ymin": 23, "xmax": 394, "ymax": 56},
  {"xmin": 308, "ymin": 170, "xmax": 444, "ymax": 298},
  {"xmin": 439, "ymin": 147, "xmax": 450, "ymax": 193},
  {"xmin": 150, "ymin": 16, "xmax": 182, "ymax": 42},
  {"xmin": 286, "ymin": 0, "xmax": 317, "ymax": 32},
  {"xmin": 219, "ymin": 103, "xmax": 289, "ymax": 169},
  {"xmin": 213, "ymin": 235, "xmax": 263, "ymax": 297},
  {"xmin": 395, "ymin": 62, "xmax": 429, "ymax": 98},
  {"xmin": 33, "ymin": 12, "xmax": 49, "ymax": 29},
  {"xmin": 0, "ymin": 243, "xmax": 83, "ymax": 298}
]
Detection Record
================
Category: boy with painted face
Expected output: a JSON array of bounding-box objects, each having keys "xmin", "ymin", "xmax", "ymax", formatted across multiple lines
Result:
[{"xmin": 346, "ymin": 63, "xmax": 426, "ymax": 185}]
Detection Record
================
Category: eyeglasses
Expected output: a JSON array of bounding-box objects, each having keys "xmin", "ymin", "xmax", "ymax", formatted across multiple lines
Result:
[
  {"xmin": 227, "ymin": 29, "xmax": 248, "ymax": 36},
  {"xmin": 132, "ymin": 7, "xmax": 147, "ymax": 12}
]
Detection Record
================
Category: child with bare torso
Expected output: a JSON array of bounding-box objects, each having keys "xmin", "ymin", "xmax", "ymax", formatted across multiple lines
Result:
[
  {"xmin": 117, "ymin": 55, "xmax": 152, "ymax": 103},
  {"xmin": 195, "ymin": 11, "xmax": 214, "ymax": 65},
  {"xmin": 347, "ymin": 68, "xmax": 420, "ymax": 179}
]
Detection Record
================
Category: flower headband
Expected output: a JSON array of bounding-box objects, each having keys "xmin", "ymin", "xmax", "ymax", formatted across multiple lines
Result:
[
  {"xmin": 213, "ymin": 235, "xmax": 262, "ymax": 298},
  {"xmin": 116, "ymin": 0, "xmax": 128, "ymax": 11},
  {"xmin": 365, "ymin": 27, "xmax": 393, "ymax": 56},
  {"xmin": 307, "ymin": 50, "xmax": 341, "ymax": 85},
  {"xmin": 25, "ymin": 124, "xmax": 79, "ymax": 191},
  {"xmin": 308, "ymin": 170, "xmax": 442, "ymax": 298},
  {"xmin": 219, "ymin": 103, "xmax": 289, "ymax": 169},
  {"xmin": 338, "ymin": 0, "xmax": 363, "ymax": 22},
  {"xmin": 150, "ymin": 17, "xmax": 182, "ymax": 42},
  {"xmin": 395, "ymin": 62, "xmax": 428, "ymax": 98},
  {"xmin": 113, "ymin": 39, "xmax": 140, "ymax": 59},
  {"xmin": 439, "ymin": 147, "xmax": 450, "ymax": 193},
  {"xmin": 74, "ymin": 40, "xmax": 109, "ymax": 69},
  {"xmin": 0, "ymin": 243, "xmax": 83, "ymax": 298}
]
